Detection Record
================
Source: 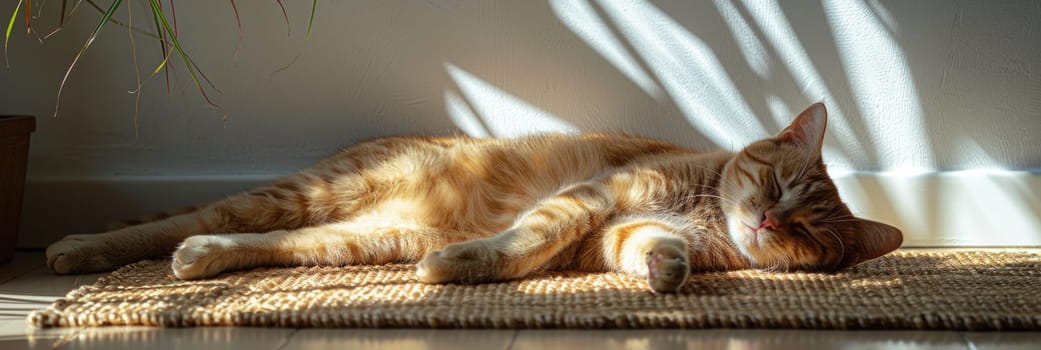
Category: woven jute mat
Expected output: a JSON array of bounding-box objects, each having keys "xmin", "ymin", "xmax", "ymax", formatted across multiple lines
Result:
[{"xmin": 29, "ymin": 249, "xmax": 1041, "ymax": 330}]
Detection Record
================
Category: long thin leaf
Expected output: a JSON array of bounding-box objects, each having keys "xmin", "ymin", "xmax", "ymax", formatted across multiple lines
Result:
[
  {"xmin": 68, "ymin": 0, "xmax": 83, "ymax": 16},
  {"xmin": 229, "ymin": 0, "xmax": 241, "ymax": 64},
  {"xmin": 58, "ymin": 0, "xmax": 65, "ymax": 26},
  {"xmin": 126, "ymin": 0, "xmax": 141, "ymax": 137},
  {"xmin": 272, "ymin": 0, "xmax": 317, "ymax": 79},
  {"xmin": 306, "ymin": 0, "xmax": 316, "ymax": 38},
  {"xmin": 148, "ymin": 0, "xmax": 225, "ymax": 119},
  {"xmin": 150, "ymin": 52, "xmax": 169, "ymax": 76},
  {"xmin": 151, "ymin": 0, "xmax": 169, "ymax": 94},
  {"xmin": 53, "ymin": 0, "xmax": 123, "ymax": 117},
  {"xmin": 4, "ymin": 0, "xmax": 22, "ymax": 68},
  {"xmin": 84, "ymin": 0, "xmax": 158, "ymax": 39},
  {"xmin": 24, "ymin": 0, "xmax": 30, "ymax": 34},
  {"xmin": 42, "ymin": 0, "xmax": 66, "ymax": 39},
  {"xmin": 167, "ymin": 0, "xmax": 176, "ymax": 35},
  {"xmin": 275, "ymin": 0, "xmax": 289, "ymax": 36}
]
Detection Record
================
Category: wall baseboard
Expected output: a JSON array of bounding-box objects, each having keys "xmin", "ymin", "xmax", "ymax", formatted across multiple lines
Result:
[{"xmin": 17, "ymin": 171, "xmax": 1041, "ymax": 249}]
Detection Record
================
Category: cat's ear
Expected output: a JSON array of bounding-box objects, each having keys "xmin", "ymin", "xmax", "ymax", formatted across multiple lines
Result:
[
  {"xmin": 779, "ymin": 103, "xmax": 827, "ymax": 157},
  {"xmin": 839, "ymin": 218, "xmax": 903, "ymax": 268}
]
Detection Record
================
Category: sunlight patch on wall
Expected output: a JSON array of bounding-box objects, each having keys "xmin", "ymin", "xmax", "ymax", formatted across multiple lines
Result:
[
  {"xmin": 960, "ymin": 174, "xmax": 1041, "ymax": 244},
  {"xmin": 444, "ymin": 91, "xmax": 490, "ymax": 138},
  {"xmin": 949, "ymin": 140, "xmax": 1001, "ymax": 169},
  {"xmin": 714, "ymin": 0, "xmax": 771, "ymax": 78},
  {"xmin": 866, "ymin": 0, "xmax": 900, "ymax": 33},
  {"xmin": 765, "ymin": 94, "xmax": 864, "ymax": 165},
  {"xmin": 739, "ymin": 0, "xmax": 866, "ymax": 167},
  {"xmin": 832, "ymin": 171, "xmax": 1041, "ymax": 246},
  {"xmin": 445, "ymin": 64, "xmax": 578, "ymax": 138},
  {"xmin": 549, "ymin": 0, "xmax": 664, "ymax": 100},
  {"xmin": 765, "ymin": 95, "xmax": 791, "ymax": 127},
  {"xmin": 597, "ymin": 0, "xmax": 766, "ymax": 149},
  {"xmin": 823, "ymin": 0, "xmax": 933, "ymax": 170}
]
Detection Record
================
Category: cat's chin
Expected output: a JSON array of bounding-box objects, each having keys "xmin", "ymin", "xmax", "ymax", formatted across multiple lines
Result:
[
  {"xmin": 726, "ymin": 221, "xmax": 761, "ymax": 263},
  {"xmin": 724, "ymin": 215, "xmax": 778, "ymax": 267}
]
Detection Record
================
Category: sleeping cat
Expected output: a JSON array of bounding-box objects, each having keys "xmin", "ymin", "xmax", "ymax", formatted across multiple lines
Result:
[{"xmin": 45, "ymin": 103, "xmax": 902, "ymax": 293}]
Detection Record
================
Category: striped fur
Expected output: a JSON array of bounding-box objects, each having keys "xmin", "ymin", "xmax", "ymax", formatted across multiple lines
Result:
[{"xmin": 45, "ymin": 103, "xmax": 902, "ymax": 293}]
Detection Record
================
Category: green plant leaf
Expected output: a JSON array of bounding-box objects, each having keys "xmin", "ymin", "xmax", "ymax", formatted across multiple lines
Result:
[
  {"xmin": 126, "ymin": 0, "xmax": 142, "ymax": 137},
  {"xmin": 53, "ymin": 0, "xmax": 124, "ymax": 114},
  {"xmin": 151, "ymin": 0, "xmax": 170, "ymax": 94},
  {"xmin": 54, "ymin": 0, "xmax": 123, "ymax": 117},
  {"xmin": 82, "ymin": 0, "xmax": 158, "ymax": 39},
  {"xmin": 59, "ymin": 0, "xmax": 67, "ymax": 26},
  {"xmin": 4, "ymin": 0, "xmax": 22, "ymax": 68},
  {"xmin": 306, "ymin": 0, "xmax": 316, "ymax": 38},
  {"xmin": 275, "ymin": 0, "xmax": 289, "ymax": 36},
  {"xmin": 229, "ymin": 0, "xmax": 241, "ymax": 63},
  {"xmin": 151, "ymin": 53, "xmax": 170, "ymax": 76},
  {"xmin": 167, "ymin": 0, "xmax": 177, "ymax": 34},
  {"xmin": 148, "ymin": 0, "xmax": 225, "ymax": 119}
]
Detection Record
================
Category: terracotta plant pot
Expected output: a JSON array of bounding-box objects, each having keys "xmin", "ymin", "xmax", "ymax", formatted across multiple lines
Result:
[{"xmin": 0, "ymin": 115, "xmax": 35, "ymax": 263}]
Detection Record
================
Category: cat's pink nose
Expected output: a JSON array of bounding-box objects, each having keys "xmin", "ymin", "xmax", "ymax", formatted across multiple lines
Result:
[{"xmin": 756, "ymin": 210, "xmax": 780, "ymax": 231}]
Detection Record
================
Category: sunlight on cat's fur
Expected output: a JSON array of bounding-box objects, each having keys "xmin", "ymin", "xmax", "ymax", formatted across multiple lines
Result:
[{"xmin": 45, "ymin": 103, "xmax": 902, "ymax": 293}]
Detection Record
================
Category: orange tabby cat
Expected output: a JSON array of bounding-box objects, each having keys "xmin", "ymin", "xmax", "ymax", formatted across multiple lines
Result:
[{"xmin": 45, "ymin": 103, "xmax": 901, "ymax": 293}]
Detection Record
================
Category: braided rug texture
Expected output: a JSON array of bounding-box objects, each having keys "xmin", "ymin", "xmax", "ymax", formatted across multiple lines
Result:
[{"xmin": 29, "ymin": 250, "xmax": 1041, "ymax": 330}]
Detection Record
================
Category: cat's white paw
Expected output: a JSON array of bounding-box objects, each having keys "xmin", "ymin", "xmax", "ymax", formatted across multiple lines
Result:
[
  {"xmin": 46, "ymin": 234, "xmax": 119, "ymax": 274},
  {"xmin": 416, "ymin": 241, "xmax": 498, "ymax": 284},
  {"xmin": 172, "ymin": 236, "xmax": 234, "ymax": 280},
  {"xmin": 645, "ymin": 242, "xmax": 690, "ymax": 293}
]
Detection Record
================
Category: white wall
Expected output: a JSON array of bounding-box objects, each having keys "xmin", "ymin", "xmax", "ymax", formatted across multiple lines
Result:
[{"xmin": 2, "ymin": 0, "xmax": 1039, "ymax": 247}]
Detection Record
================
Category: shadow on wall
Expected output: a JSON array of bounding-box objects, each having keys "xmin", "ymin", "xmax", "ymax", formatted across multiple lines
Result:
[
  {"xmin": 438, "ymin": 0, "xmax": 1039, "ymax": 244},
  {"xmin": 444, "ymin": 0, "xmax": 935, "ymax": 170}
]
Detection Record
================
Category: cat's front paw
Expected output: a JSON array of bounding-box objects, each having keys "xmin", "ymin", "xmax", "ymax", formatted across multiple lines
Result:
[
  {"xmin": 645, "ymin": 242, "xmax": 690, "ymax": 293},
  {"xmin": 416, "ymin": 241, "xmax": 498, "ymax": 284},
  {"xmin": 172, "ymin": 236, "xmax": 234, "ymax": 280},
  {"xmin": 46, "ymin": 234, "xmax": 119, "ymax": 274}
]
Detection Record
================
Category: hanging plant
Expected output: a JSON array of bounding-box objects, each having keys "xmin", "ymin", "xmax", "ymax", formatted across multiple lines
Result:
[{"xmin": 3, "ymin": 0, "xmax": 318, "ymax": 125}]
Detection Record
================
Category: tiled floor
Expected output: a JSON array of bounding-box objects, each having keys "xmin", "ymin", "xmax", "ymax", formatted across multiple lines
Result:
[{"xmin": 0, "ymin": 252, "xmax": 1036, "ymax": 350}]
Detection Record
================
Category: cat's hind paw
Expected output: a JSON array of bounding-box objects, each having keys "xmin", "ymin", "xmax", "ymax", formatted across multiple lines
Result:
[
  {"xmin": 172, "ymin": 235, "xmax": 234, "ymax": 280},
  {"xmin": 46, "ymin": 234, "xmax": 119, "ymax": 274},
  {"xmin": 416, "ymin": 241, "xmax": 498, "ymax": 284},
  {"xmin": 645, "ymin": 242, "xmax": 690, "ymax": 293}
]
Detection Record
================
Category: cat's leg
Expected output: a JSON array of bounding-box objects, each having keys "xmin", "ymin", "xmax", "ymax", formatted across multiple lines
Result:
[
  {"xmin": 598, "ymin": 217, "xmax": 691, "ymax": 293},
  {"xmin": 171, "ymin": 221, "xmax": 458, "ymax": 280},
  {"xmin": 46, "ymin": 176, "xmax": 347, "ymax": 274},
  {"xmin": 416, "ymin": 182, "xmax": 615, "ymax": 284},
  {"xmin": 46, "ymin": 213, "xmax": 215, "ymax": 275}
]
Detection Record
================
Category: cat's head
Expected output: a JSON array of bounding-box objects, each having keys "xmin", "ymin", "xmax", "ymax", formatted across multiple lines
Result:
[{"xmin": 718, "ymin": 103, "xmax": 902, "ymax": 271}]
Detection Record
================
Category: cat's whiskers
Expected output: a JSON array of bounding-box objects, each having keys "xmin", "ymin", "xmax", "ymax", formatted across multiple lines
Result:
[
  {"xmin": 689, "ymin": 194, "xmax": 738, "ymax": 207},
  {"xmin": 825, "ymin": 227, "xmax": 846, "ymax": 261}
]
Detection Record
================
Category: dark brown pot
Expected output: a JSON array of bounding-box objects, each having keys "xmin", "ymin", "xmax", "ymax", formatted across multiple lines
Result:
[{"xmin": 0, "ymin": 115, "xmax": 35, "ymax": 263}]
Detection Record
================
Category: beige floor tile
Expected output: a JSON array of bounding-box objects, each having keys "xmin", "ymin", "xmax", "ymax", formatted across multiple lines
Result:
[
  {"xmin": 0, "ymin": 266, "xmax": 80, "ymax": 298},
  {"xmin": 0, "ymin": 253, "xmax": 46, "ymax": 285},
  {"xmin": 0, "ymin": 268, "xmax": 80, "ymax": 331},
  {"xmin": 0, "ymin": 322, "xmax": 80, "ymax": 350},
  {"xmin": 512, "ymin": 329, "xmax": 971, "ymax": 350},
  {"xmin": 284, "ymin": 329, "xmax": 516, "ymax": 350},
  {"xmin": 61, "ymin": 327, "xmax": 295, "ymax": 350},
  {"xmin": 964, "ymin": 332, "xmax": 1041, "ymax": 350},
  {"xmin": 0, "ymin": 253, "xmax": 79, "ymax": 350},
  {"xmin": 0, "ymin": 266, "xmax": 80, "ymax": 322}
]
